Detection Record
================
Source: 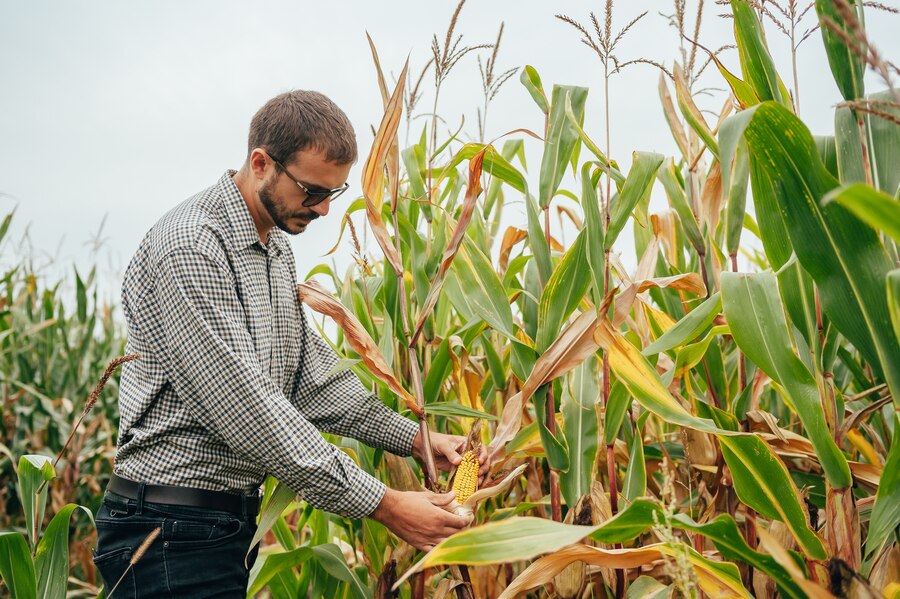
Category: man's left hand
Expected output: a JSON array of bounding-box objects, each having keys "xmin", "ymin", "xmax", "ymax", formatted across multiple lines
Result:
[{"xmin": 412, "ymin": 431, "xmax": 490, "ymax": 480}]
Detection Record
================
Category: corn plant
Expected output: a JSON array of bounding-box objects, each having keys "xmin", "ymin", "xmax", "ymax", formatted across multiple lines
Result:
[{"xmin": 245, "ymin": 1, "xmax": 898, "ymax": 597}]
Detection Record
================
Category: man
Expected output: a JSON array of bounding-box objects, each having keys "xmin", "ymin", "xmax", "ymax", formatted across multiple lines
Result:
[{"xmin": 92, "ymin": 90, "xmax": 487, "ymax": 598}]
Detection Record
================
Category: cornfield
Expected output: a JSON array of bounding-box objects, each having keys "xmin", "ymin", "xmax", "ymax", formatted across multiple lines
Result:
[{"xmin": 2, "ymin": 0, "xmax": 899, "ymax": 597}]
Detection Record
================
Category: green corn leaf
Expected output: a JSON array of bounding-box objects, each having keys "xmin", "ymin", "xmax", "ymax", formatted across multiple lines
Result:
[
  {"xmin": 449, "ymin": 236, "xmax": 515, "ymax": 340},
  {"xmin": 582, "ymin": 163, "xmax": 606, "ymax": 304},
  {"xmin": 642, "ymin": 292, "xmax": 722, "ymax": 356},
  {"xmin": 743, "ymin": 101, "xmax": 900, "ymax": 404},
  {"xmin": 536, "ymin": 230, "xmax": 591, "ymax": 352},
  {"xmin": 560, "ymin": 358, "xmax": 599, "ymax": 507},
  {"xmin": 722, "ymin": 272, "xmax": 852, "ymax": 488},
  {"xmin": 719, "ymin": 114, "xmax": 751, "ymax": 257},
  {"xmin": 247, "ymin": 481, "xmax": 297, "ymax": 566},
  {"xmin": 835, "ymin": 91, "xmax": 900, "ymax": 194},
  {"xmin": 34, "ymin": 504, "xmax": 94, "ymax": 599},
  {"xmin": 606, "ymin": 152, "xmax": 664, "ymax": 248},
  {"xmin": 534, "ymin": 387, "xmax": 570, "ymax": 472},
  {"xmin": 436, "ymin": 143, "xmax": 527, "ymax": 194},
  {"xmin": 526, "ymin": 192, "xmax": 553, "ymax": 286},
  {"xmin": 623, "ymin": 412, "xmax": 648, "ymax": 502},
  {"xmin": 815, "ymin": 0, "xmax": 866, "ymax": 102},
  {"xmin": 309, "ymin": 544, "xmax": 369, "ymax": 599},
  {"xmin": 603, "ymin": 381, "xmax": 631, "ymax": 446},
  {"xmin": 825, "ymin": 184, "xmax": 900, "ymax": 243},
  {"xmin": 0, "ymin": 531, "xmax": 36, "ymax": 599},
  {"xmin": 671, "ymin": 513, "xmax": 806, "ymax": 599},
  {"xmin": 657, "ymin": 158, "xmax": 704, "ymax": 255},
  {"xmin": 248, "ymin": 545, "xmax": 316, "ymax": 596},
  {"xmin": 864, "ymin": 412, "xmax": 900, "ymax": 562},
  {"xmin": 17, "ymin": 455, "xmax": 55, "ymax": 551},
  {"xmin": 731, "ymin": 0, "xmax": 791, "ymax": 106},
  {"xmin": 566, "ymin": 97, "xmax": 625, "ymax": 185},
  {"xmin": 425, "ymin": 401, "xmax": 498, "ymax": 421},
  {"xmin": 520, "ymin": 65, "xmax": 550, "ymax": 114},
  {"xmin": 539, "ymin": 85, "xmax": 588, "ymax": 208},
  {"xmin": 718, "ymin": 435, "xmax": 827, "ymax": 559}
]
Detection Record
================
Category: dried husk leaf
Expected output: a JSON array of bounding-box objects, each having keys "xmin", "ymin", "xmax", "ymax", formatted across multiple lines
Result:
[
  {"xmin": 868, "ymin": 542, "xmax": 900, "ymax": 596},
  {"xmin": 498, "ymin": 226, "xmax": 528, "ymax": 272},
  {"xmin": 488, "ymin": 309, "xmax": 601, "ymax": 462},
  {"xmin": 498, "ymin": 543, "xmax": 749, "ymax": 599},
  {"xmin": 448, "ymin": 463, "xmax": 527, "ymax": 522},
  {"xmin": 757, "ymin": 527, "xmax": 837, "ymax": 599},
  {"xmin": 699, "ymin": 160, "xmax": 723, "ymax": 232},
  {"xmin": 413, "ymin": 149, "xmax": 486, "ymax": 342},
  {"xmin": 826, "ymin": 485, "xmax": 861, "ymax": 571},
  {"xmin": 298, "ymin": 280, "xmax": 421, "ymax": 416},
  {"xmin": 659, "ymin": 72, "xmax": 690, "ymax": 159},
  {"xmin": 360, "ymin": 59, "xmax": 408, "ymax": 274},
  {"xmin": 826, "ymin": 558, "xmax": 882, "ymax": 599}
]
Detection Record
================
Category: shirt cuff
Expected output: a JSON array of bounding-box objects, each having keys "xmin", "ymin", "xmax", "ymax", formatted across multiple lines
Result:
[
  {"xmin": 391, "ymin": 414, "xmax": 420, "ymax": 457},
  {"xmin": 335, "ymin": 467, "xmax": 387, "ymax": 519}
]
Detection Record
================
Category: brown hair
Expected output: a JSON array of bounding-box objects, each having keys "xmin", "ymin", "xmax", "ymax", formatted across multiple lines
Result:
[{"xmin": 247, "ymin": 90, "xmax": 357, "ymax": 166}]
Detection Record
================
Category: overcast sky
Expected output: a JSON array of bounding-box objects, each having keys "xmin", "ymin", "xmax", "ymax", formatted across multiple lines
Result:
[{"xmin": 1, "ymin": 1, "xmax": 898, "ymax": 301}]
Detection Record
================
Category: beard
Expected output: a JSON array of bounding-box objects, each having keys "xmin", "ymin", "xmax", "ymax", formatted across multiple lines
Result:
[{"xmin": 258, "ymin": 176, "xmax": 319, "ymax": 236}]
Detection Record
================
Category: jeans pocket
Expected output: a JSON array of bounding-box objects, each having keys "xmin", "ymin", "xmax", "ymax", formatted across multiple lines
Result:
[
  {"xmin": 164, "ymin": 516, "xmax": 243, "ymax": 549},
  {"xmin": 92, "ymin": 547, "xmax": 136, "ymax": 597}
]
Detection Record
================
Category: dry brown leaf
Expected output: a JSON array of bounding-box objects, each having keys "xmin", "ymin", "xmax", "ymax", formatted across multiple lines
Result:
[
  {"xmin": 659, "ymin": 71, "xmax": 690, "ymax": 159},
  {"xmin": 757, "ymin": 527, "xmax": 838, "ymax": 599},
  {"xmin": 498, "ymin": 226, "xmax": 528, "ymax": 272},
  {"xmin": 413, "ymin": 149, "xmax": 486, "ymax": 343},
  {"xmin": 499, "ymin": 543, "xmax": 749, "ymax": 599},
  {"xmin": 557, "ymin": 204, "xmax": 584, "ymax": 230},
  {"xmin": 365, "ymin": 33, "xmax": 401, "ymax": 214},
  {"xmin": 298, "ymin": 280, "xmax": 421, "ymax": 417},
  {"xmin": 826, "ymin": 485, "xmax": 861, "ymax": 570},
  {"xmin": 488, "ymin": 310, "xmax": 601, "ymax": 462},
  {"xmin": 868, "ymin": 542, "xmax": 900, "ymax": 595},
  {"xmin": 699, "ymin": 160, "xmax": 723, "ymax": 232},
  {"xmin": 360, "ymin": 58, "xmax": 408, "ymax": 274}
]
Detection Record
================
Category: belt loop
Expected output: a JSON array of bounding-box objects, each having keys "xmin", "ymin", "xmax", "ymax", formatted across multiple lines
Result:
[
  {"xmin": 136, "ymin": 482, "xmax": 147, "ymax": 515},
  {"xmin": 241, "ymin": 494, "xmax": 248, "ymax": 521}
]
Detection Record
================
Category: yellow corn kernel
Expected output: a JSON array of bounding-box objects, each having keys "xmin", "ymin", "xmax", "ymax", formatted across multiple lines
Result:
[{"xmin": 451, "ymin": 450, "xmax": 479, "ymax": 503}]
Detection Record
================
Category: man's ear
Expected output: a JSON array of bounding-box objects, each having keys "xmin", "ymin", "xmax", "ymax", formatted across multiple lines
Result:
[{"xmin": 248, "ymin": 148, "xmax": 269, "ymax": 179}]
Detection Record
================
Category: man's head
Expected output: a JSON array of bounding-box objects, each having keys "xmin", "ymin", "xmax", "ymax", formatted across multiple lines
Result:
[{"xmin": 241, "ymin": 90, "xmax": 357, "ymax": 237}]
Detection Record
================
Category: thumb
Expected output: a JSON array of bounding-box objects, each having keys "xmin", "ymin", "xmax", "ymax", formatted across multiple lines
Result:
[{"xmin": 443, "ymin": 442, "xmax": 463, "ymax": 465}]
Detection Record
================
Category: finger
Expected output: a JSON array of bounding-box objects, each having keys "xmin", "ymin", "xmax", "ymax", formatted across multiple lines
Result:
[
  {"xmin": 429, "ymin": 491, "xmax": 457, "ymax": 506},
  {"xmin": 478, "ymin": 445, "xmax": 489, "ymax": 467},
  {"xmin": 422, "ymin": 544, "xmax": 434, "ymax": 552},
  {"xmin": 444, "ymin": 443, "xmax": 463, "ymax": 465},
  {"xmin": 441, "ymin": 511, "xmax": 471, "ymax": 529}
]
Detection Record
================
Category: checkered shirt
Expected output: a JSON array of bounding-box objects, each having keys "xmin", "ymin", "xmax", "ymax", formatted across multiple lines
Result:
[{"xmin": 114, "ymin": 171, "xmax": 419, "ymax": 519}]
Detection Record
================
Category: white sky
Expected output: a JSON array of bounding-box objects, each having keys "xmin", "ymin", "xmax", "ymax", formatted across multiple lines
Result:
[{"xmin": 1, "ymin": 1, "xmax": 898, "ymax": 301}]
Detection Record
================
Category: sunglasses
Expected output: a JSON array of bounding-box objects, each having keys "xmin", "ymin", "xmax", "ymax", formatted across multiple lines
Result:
[{"xmin": 267, "ymin": 153, "xmax": 349, "ymax": 208}]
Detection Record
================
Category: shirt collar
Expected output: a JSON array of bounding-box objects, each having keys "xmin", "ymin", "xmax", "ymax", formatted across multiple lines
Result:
[
  {"xmin": 219, "ymin": 170, "xmax": 287, "ymax": 257},
  {"xmin": 219, "ymin": 170, "xmax": 262, "ymax": 252}
]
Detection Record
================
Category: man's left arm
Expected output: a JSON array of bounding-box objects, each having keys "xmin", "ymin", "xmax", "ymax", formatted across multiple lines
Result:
[
  {"xmin": 290, "ymin": 307, "xmax": 419, "ymax": 456},
  {"xmin": 291, "ymin": 308, "xmax": 491, "ymax": 475}
]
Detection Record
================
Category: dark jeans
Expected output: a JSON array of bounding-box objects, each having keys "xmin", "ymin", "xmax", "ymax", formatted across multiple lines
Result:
[{"xmin": 92, "ymin": 489, "xmax": 260, "ymax": 598}]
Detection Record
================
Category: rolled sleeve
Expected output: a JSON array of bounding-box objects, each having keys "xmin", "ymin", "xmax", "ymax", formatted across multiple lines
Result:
[{"xmin": 155, "ymin": 247, "xmax": 383, "ymax": 517}]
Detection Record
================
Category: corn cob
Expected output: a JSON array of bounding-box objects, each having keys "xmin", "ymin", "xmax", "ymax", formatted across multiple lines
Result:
[{"xmin": 451, "ymin": 450, "xmax": 479, "ymax": 503}]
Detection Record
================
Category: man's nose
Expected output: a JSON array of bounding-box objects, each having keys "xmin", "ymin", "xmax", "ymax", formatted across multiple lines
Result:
[{"xmin": 310, "ymin": 198, "xmax": 330, "ymax": 217}]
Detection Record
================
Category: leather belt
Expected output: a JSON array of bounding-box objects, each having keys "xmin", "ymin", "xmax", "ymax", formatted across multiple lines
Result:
[{"xmin": 108, "ymin": 473, "xmax": 261, "ymax": 517}]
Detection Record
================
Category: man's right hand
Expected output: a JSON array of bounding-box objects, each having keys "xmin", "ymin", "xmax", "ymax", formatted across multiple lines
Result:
[{"xmin": 370, "ymin": 487, "xmax": 470, "ymax": 551}]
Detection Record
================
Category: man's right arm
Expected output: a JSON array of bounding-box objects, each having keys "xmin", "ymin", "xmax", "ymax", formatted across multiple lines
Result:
[
  {"xmin": 153, "ymin": 245, "xmax": 469, "ymax": 547},
  {"xmin": 154, "ymin": 246, "xmax": 385, "ymax": 518}
]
